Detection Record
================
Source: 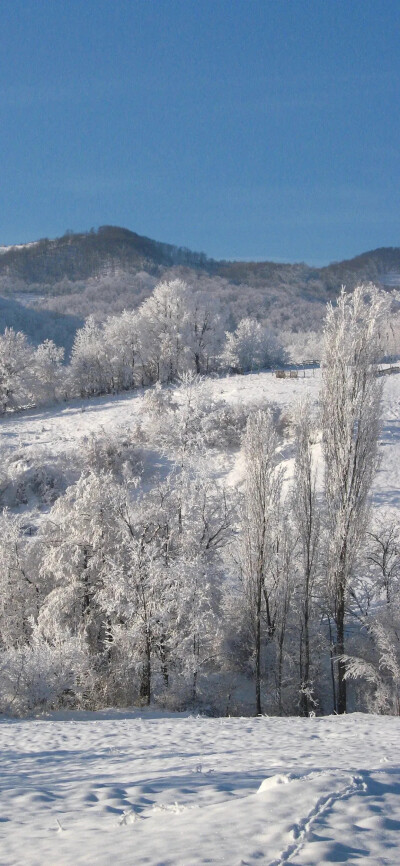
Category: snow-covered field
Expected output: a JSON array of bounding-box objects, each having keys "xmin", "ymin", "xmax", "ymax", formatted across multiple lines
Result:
[
  {"xmin": 1, "ymin": 370, "xmax": 320, "ymax": 462},
  {"xmin": 2, "ymin": 368, "xmax": 400, "ymax": 514},
  {"xmin": 0, "ymin": 711, "xmax": 399, "ymax": 865}
]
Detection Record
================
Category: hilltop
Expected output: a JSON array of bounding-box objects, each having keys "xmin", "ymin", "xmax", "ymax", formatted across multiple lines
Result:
[
  {"xmin": 1, "ymin": 226, "xmax": 400, "ymax": 343},
  {"xmin": 1, "ymin": 225, "xmax": 400, "ymax": 291}
]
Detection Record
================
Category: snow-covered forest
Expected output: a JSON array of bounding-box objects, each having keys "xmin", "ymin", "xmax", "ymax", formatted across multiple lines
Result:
[
  {"xmin": 0, "ymin": 278, "xmax": 287, "ymax": 413},
  {"xmin": 0, "ymin": 281, "xmax": 399, "ymax": 719}
]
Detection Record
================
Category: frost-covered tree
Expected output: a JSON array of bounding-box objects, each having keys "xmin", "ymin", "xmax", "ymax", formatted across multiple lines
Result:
[
  {"xmin": 238, "ymin": 409, "xmax": 285, "ymax": 714},
  {"xmin": 221, "ymin": 318, "xmax": 285, "ymax": 373},
  {"xmin": 69, "ymin": 317, "xmax": 111, "ymax": 397},
  {"xmin": 38, "ymin": 472, "xmax": 116, "ymax": 653},
  {"xmin": 0, "ymin": 511, "xmax": 38, "ymax": 649},
  {"xmin": 265, "ymin": 504, "xmax": 296, "ymax": 715},
  {"xmin": 321, "ymin": 284, "xmax": 388, "ymax": 714},
  {"xmin": 95, "ymin": 462, "xmax": 230, "ymax": 707},
  {"xmin": 99, "ymin": 520, "xmax": 169, "ymax": 705},
  {"xmin": 136, "ymin": 279, "xmax": 192, "ymax": 383},
  {"xmin": 343, "ymin": 516, "xmax": 400, "ymax": 715},
  {"xmin": 102, "ymin": 310, "xmax": 139, "ymax": 392},
  {"xmin": 366, "ymin": 515, "xmax": 400, "ymax": 605},
  {"xmin": 344, "ymin": 598, "xmax": 400, "ymax": 716},
  {"xmin": 136, "ymin": 279, "xmax": 225, "ymax": 382},
  {"xmin": 34, "ymin": 339, "xmax": 65, "ymax": 404},
  {"xmin": 168, "ymin": 463, "xmax": 232, "ymax": 704},
  {"xmin": 280, "ymin": 330, "xmax": 322, "ymax": 365},
  {"xmin": 292, "ymin": 398, "xmax": 320, "ymax": 714},
  {"xmin": 186, "ymin": 292, "xmax": 223, "ymax": 375},
  {"xmin": 0, "ymin": 328, "xmax": 35, "ymax": 413}
]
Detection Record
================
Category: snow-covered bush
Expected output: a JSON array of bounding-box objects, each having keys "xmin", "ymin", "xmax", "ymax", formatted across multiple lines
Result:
[
  {"xmin": 3, "ymin": 450, "xmax": 67, "ymax": 508},
  {"xmin": 0, "ymin": 627, "xmax": 93, "ymax": 715},
  {"xmin": 81, "ymin": 429, "xmax": 144, "ymax": 482},
  {"xmin": 202, "ymin": 400, "xmax": 275, "ymax": 449}
]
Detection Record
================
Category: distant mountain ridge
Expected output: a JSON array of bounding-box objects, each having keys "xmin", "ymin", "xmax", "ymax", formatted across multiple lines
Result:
[
  {"xmin": 1, "ymin": 225, "xmax": 400, "ymax": 292},
  {"xmin": 0, "ymin": 226, "xmax": 399, "ymax": 347},
  {"xmin": 0, "ymin": 226, "xmax": 212, "ymax": 289}
]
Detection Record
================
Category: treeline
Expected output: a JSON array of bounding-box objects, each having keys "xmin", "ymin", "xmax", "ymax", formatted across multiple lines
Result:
[
  {"xmin": 0, "ymin": 279, "xmax": 286, "ymax": 413},
  {"xmin": 0, "ymin": 286, "xmax": 399, "ymax": 718}
]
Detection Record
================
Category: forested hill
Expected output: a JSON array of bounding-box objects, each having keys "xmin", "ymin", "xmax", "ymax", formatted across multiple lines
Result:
[
  {"xmin": 0, "ymin": 226, "xmax": 211, "ymax": 288},
  {"xmin": 1, "ymin": 225, "xmax": 400, "ymax": 293},
  {"xmin": 1, "ymin": 226, "xmax": 400, "ymax": 341}
]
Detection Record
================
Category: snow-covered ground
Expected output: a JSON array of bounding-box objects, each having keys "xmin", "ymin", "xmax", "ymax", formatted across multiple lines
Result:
[
  {"xmin": 0, "ymin": 371, "xmax": 319, "ymax": 463},
  {"xmin": 0, "ymin": 241, "xmax": 39, "ymax": 255},
  {"xmin": 2, "ymin": 368, "xmax": 400, "ymax": 514},
  {"xmin": 0, "ymin": 711, "xmax": 399, "ymax": 865}
]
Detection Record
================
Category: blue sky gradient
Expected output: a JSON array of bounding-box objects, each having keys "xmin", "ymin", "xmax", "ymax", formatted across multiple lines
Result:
[{"xmin": 1, "ymin": 0, "xmax": 399, "ymax": 263}]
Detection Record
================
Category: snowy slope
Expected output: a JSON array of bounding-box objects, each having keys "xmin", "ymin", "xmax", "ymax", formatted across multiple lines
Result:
[
  {"xmin": 0, "ymin": 711, "xmax": 399, "ymax": 865},
  {"xmin": 0, "ymin": 371, "xmax": 319, "ymax": 462},
  {"xmin": 0, "ymin": 242, "xmax": 39, "ymax": 255},
  {"xmin": 1, "ymin": 369, "xmax": 400, "ymax": 513}
]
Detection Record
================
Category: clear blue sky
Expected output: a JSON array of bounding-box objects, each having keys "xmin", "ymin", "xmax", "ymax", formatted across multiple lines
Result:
[{"xmin": 1, "ymin": 0, "xmax": 399, "ymax": 264}]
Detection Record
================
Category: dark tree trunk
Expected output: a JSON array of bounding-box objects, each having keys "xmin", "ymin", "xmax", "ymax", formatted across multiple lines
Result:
[
  {"xmin": 159, "ymin": 632, "xmax": 169, "ymax": 688},
  {"xmin": 255, "ymin": 577, "xmax": 262, "ymax": 715},
  {"xmin": 82, "ymin": 546, "xmax": 91, "ymax": 621},
  {"xmin": 140, "ymin": 636, "xmax": 151, "ymax": 705},
  {"xmin": 277, "ymin": 630, "xmax": 285, "ymax": 715},
  {"xmin": 327, "ymin": 616, "xmax": 337, "ymax": 714},
  {"xmin": 299, "ymin": 576, "xmax": 311, "ymax": 716},
  {"xmin": 336, "ymin": 583, "xmax": 347, "ymax": 714},
  {"xmin": 104, "ymin": 617, "xmax": 113, "ymax": 662},
  {"xmin": 192, "ymin": 634, "xmax": 199, "ymax": 703}
]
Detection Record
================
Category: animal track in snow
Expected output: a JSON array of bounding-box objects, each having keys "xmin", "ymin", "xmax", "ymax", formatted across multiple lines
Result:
[{"xmin": 267, "ymin": 773, "xmax": 365, "ymax": 865}]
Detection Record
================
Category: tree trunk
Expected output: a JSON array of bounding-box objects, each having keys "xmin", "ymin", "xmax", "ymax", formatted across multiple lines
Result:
[
  {"xmin": 140, "ymin": 635, "xmax": 151, "ymax": 705},
  {"xmin": 327, "ymin": 616, "xmax": 337, "ymax": 713},
  {"xmin": 255, "ymin": 577, "xmax": 262, "ymax": 715},
  {"xmin": 82, "ymin": 546, "xmax": 91, "ymax": 622},
  {"xmin": 159, "ymin": 631, "xmax": 169, "ymax": 688},
  {"xmin": 104, "ymin": 617, "xmax": 113, "ymax": 662},
  {"xmin": 192, "ymin": 633, "xmax": 200, "ymax": 703},
  {"xmin": 300, "ymin": 578, "xmax": 311, "ymax": 716},
  {"xmin": 277, "ymin": 630, "xmax": 284, "ymax": 715},
  {"xmin": 336, "ymin": 583, "xmax": 347, "ymax": 714}
]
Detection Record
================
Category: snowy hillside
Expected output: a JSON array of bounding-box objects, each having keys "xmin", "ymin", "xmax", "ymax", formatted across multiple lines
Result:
[
  {"xmin": 2, "ymin": 368, "xmax": 400, "ymax": 516},
  {"xmin": 0, "ymin": 710, "xmax": 399, "ymax": 865}
]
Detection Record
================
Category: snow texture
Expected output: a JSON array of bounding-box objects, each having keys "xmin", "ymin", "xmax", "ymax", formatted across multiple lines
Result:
[{"xmin": 0, "ymin": 711, "xmax": 399, "ymax": 865}]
